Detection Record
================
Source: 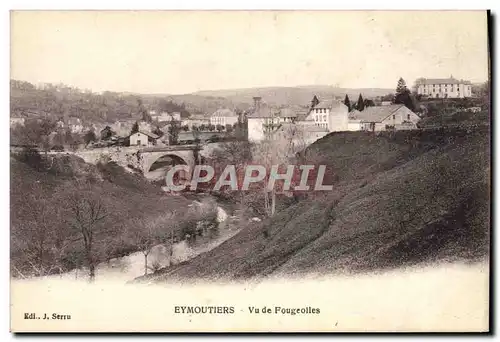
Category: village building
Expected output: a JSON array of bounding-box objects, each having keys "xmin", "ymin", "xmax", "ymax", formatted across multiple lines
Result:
[
  {"xmin": 111, "ymin": 119, "xmax": 135, "ymax": 137},
  {"xmin": 210, "ymin": 109, "xmax": 238, "ymax": 127},
  {"xmin": 416, "ymin": 76, "xmax": 472, "ymax": 98},
  {"xmin": 129, "ymin": 130, "xmax": 160, "ymax": 147},
  {"xmin": 348, "ymin": 104, "xmax": 421, "ymax": 131},
  {"xmin": 182, "ymin": 114, "xmax": 210, "ymax": 129},
  {"xmin": 67, "ymin": 117, "xmax": 84, "ymax": 133},
  {"xmin": 100, "ymin": 126, "xmax": 116, "ymax": 140},
  {"xmin": 149, "ymin": 111, "xmax": 181, "ymax": 122},
  {"xmin": 347, "ymin": 110, "xmax": 363, "ymax": 131},
  {"xmin": 247, "ymin": 97, "xmax": 297, "ymax": 142},
  {"xmin": 306, "ymin": 98, "xmax": 349, "ymax": 132}
]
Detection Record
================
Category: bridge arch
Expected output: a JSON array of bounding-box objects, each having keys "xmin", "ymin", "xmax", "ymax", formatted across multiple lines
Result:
[
  {"xmin": 141, "ymin": 150, "xmax": 196, "ymax": 176},
  {"xmin": 148, "ymin": 154, "xmax": 188, "ymax": 172}
]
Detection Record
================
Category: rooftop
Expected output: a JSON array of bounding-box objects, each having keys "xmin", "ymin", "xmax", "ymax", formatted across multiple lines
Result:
[
  {"xmin": 313, "ymin": 99, "xmax": 347, "ymax": 110},
  {"xmin": 186, "ymin": 114, "xmax": 209, "ymax": 121},
  {"xmin": 135, "ymin": 130, "xmax": 160, "ymax": 139},
  {"xmin": 417, "ymin": 77, "xmax": 472, "ymax": 85},
  {"xmin": 247, "ymin": 105, "xmax": 298, "ymax": 119},
  {"xmin": 212, "ymin": 108, "xmax": 237, "ymax": 117},
  {"xmin": 349, "ymin": 105, "xmax": 406, "ymax": 123}
]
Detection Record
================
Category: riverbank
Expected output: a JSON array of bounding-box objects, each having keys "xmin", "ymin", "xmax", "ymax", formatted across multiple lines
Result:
[{"xmin": 38, "ymin": 197, "xmax": 242, "ymax": 284}]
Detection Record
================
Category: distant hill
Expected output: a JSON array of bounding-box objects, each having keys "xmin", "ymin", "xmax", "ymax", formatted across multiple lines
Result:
[
  {"xmin": 10, "ymin": 79, "xmax": 394, "ymax": 121},
  {"xmin": 144, "ymin": 85, "xmax": 394, "ymax": 114},
  {"xmin": 191, "ymin": 85, "xmax": 394, "ymax": 107}
]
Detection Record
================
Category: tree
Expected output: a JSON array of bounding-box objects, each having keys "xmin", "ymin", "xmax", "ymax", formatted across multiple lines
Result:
[
  {"xmin": 225, "ymin": 124, "xmax": 233, "ymax": 133},
  {"xmin": 216, "ymin": 124, "xmax": 224, "ymax": 132},
  {"xmin": 100, "ymin": 126, "xmax": 114, "ymax": 140},
  {"xmin": 10, "ymin": 117, "xmax": 58, "ymax": 149},
  {"xmin": 396, "ymin": 77, "xmax": 407, "ymax": 95},
  {"xmin": 343, "ymin": 94, "xmax": 351, "ymax": 111},
  {"xmin": 381, "ymin": 93, "xmax": 395, "ymax": 102},
  {"xmin": 70, "ymin": 133, "xmax": 83, "ymax": 151},
  {"xmin": 208, "ymin": 124, "xmax": 216, "ymax": 132},
  {"xmin": 128, "ymin": 218, "xmax": 162, "ymax": 276},
  {"xmin": 310, "ymin": 95, "xmax": 320, "ymax": 110},
  {"xmin": 65, "ymin": 185, "xmax": 108, "ymax": 282},
  {"xmin": 11, "ymin": 188, "xmax": 60, "ymax": 277},
  {"xmin": 182, "ymin": 125, "xmax": 189, "ymax": 132},
  {"xmin": 394, "ymin": 78, "xmax": 416, "ymax": 111},
  {"xmin": 168, "ymin": 120, "xmax": 181, "ymax": 145},
  {"xmin": 152, "ymin": 126, "xmax": 164, "ymax": 137},
  {"xmin": 131, "ymin": 121, "xmax": 139, "ymax": 134},
  {"xmin": 199, "ymin": 124, "xmax": 207, "ymax": 131},
  {"xmin": 363, "ymin": 99, "xmax": 375, "ymax": 108},
  {"xmin": 52, "ymin": 129, "xmax": 66, "ymax": 147},
  {"xmin": 357, "ymin": 94, "xmax": 365, "ymax": 111},
  {"xmin": 137, "ymin": 98, "xmax": 152, "ymax": 122},
  {"xmin": 83, "ymin": 130, "xmax": 97, "ymax": 146}
]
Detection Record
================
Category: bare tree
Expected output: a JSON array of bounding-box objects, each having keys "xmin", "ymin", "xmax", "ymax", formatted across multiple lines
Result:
[
  {"xmin": 65, "ymin": 186, "xmax": 108, "ymax": 282},
  {"xmin": 10, "ymin": 188, "xmax": 60, "ymax": 277},
  {"xmin": 251, "ymin": 124, "xmax": 308, "ymax": 216},
  {"xmin": 127, "ymin": 212, "xmax": 176, "ymax": 275}
]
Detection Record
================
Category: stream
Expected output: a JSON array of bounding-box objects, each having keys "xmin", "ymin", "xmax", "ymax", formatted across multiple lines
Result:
[{"xmin": 46, "ymin": 201, "xmax": 242, "ymax": 283}]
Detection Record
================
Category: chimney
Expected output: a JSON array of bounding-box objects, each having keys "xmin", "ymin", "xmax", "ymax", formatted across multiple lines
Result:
[{"xmin": 253, "ymin": 97, "xmax": 262, "ymax": 112}]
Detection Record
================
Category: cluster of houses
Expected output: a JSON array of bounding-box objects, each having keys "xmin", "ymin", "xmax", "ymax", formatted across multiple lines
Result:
[
  {"xmin": 246, "ymin": 95, "xmax": 422, "ymax": 145},
  {"xmin": 10, "ymin": 76, "xmax": 476, "ymax": 150}
]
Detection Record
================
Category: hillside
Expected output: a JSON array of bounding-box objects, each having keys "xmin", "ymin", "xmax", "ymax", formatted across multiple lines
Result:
[
  {"xmin": 10, "ymin": 152, "xmax": 191, "ymax": 278},
  {"xmin": 11, "ymin": 80, "xmax": 393, "ymax": 122},
  {"xmin": 140, "ymin": 127, "xmax": 490, "ymax": 282}
]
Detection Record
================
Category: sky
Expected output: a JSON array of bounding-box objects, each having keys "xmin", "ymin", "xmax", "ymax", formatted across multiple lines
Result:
[{"xmin": 10, "ymin": 11, "xmax": 489, "ymax": 94}]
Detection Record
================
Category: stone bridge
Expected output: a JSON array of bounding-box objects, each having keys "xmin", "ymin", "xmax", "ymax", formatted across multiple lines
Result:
[{"xmin": 11, "ymin": 144, "xmax": 204, "ymax": 175}]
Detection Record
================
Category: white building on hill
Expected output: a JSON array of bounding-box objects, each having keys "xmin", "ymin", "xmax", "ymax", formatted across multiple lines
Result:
[
  {"xmin": 210, "ymin": 109, "xmax": 238, "ymax": 127},
  {"xmin": 416, "ymin": 77, "xmax": 472, "ymax": 98}
]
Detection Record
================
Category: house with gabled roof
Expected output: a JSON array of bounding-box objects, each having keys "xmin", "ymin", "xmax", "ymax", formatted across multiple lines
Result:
[
  {"xmin": 129, "ymin": 130, "xmax": 160, "ymax": 147},
  {"xmin": 348, "ymin": 104, "xmax": 421, "ymax": 131},
  {"xmin": 247, "ymin": 97, "xmax": 299, "ymax": 142},
  {"xmin": 210, "ymin": 108, "xmax": 238, "ymax": 127}
]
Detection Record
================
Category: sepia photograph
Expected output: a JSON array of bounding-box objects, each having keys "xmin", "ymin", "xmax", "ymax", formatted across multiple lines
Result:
[{"xmin": 9, "ymin": 10, "xmax": 491, "ymax": 333}]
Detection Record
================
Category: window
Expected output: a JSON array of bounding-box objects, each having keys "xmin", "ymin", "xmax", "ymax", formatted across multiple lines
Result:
[
  {"xmin": 393, "ymin": 115, "xmax": 396, "ymax": 120},
  {"xmin": 407, "ymin": 114, "xmax": 410, "ymax": 120}
]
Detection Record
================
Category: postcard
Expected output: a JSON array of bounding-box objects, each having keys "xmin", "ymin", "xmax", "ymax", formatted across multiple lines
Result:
[{"xmin": 10, "ymin": 10, "xmax": 490, "ymax": 333}]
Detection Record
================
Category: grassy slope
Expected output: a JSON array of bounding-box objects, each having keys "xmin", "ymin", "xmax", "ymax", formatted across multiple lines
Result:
[
  {"xmin": 146, "ymin": 127, "xmax": 490, "ymax": 282},
  {"xmin": 10, "ymin": 154, "xmax": 191, "ymax": 274}
]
